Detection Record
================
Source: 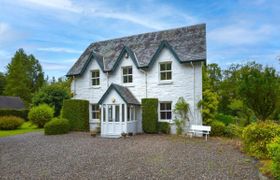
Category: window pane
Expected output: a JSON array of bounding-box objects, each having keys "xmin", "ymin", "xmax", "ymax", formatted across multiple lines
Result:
[
  {"xmin": 123, "ymin": 76, "xmax": 128, "ymax": 83},
  {"xmin": 108, "ymin": 105, "xmax": 113, "ymax": 122},
  {"xmin": 160, "ymin": 72, "xmax": 166, "ymax": 80},
  {"xmin": 115, "ymin": 105, "xmax": 119, "ymax": 122},
  {"xmin": 103, "ymin": 106, "xmax": 106, "ymax": 122},
  {"xmin": 160, "ymin": 112, "xmax": 166, "ymax": 119},
  {"xmin": 127, "ymin": 106, "xmax": 130, "ymax": 121},
  {"xmin": 122, "ymin": 104, "xmax": 125, "ymax": 122},
  {"xmin": 96, "ymin": 71, "xmax": 99, "ymax": 77},
  {"xmin": 166, "ymin": 72, "xmax": 172, "ymax": 80},
  {"xmin": 166, "ymin": 103, "xmax": 171, "ymax": 110},
  {"xmin": 166, "ymin": 63, "xmax": 171, "ymax": 70},
  {"xmin": 128, "ymin": 75, "xmax": 133, "ymax": 83},
  {"xmin": 128, "ymin": 67, "xmax": 132, "ymax": 74},
  {"xmin": 166, "ymin": 112, "xmax": 172, "ymax": 120},
  {"xmin": 160, "ymin": 103, "xmax": 165, "ymax": 110},
  {"xmin": 96, "ymin": 79, "xmax": 100, "ymax": 85},
  {"xmin": 123, "ymin": 68, "xmax": 128, "ymax": 75},
  {"xmin": 160, "ymin": 64, "xmax": 166, "ymax": 71}
]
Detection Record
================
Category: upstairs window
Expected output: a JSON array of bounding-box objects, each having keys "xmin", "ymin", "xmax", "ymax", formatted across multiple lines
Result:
[
  {"xmin": 160, "ymin": 62, "xmax": 172, "ymax": 81},
  {"xmin": 91, "ymin": 70, "xmax": 100, "ymax": 86},
  {"xmin": 159, "ymin": 102, "xmax": 172, "ymax": 121},
  {"xmin": 122, "ymin": 66, "xmax": 133, "ymax": 83},
  {"xmin": 91, "ymin": 104, "xmax": 100, "ymax": 120}
]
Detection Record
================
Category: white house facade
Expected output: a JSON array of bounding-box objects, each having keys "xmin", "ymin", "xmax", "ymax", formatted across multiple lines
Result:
[{"xmin": 66, "ymin": 24, "xmax": 206, "ymax": 137}]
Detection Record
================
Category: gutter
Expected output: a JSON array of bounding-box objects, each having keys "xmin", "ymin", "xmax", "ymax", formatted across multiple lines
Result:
[{"xmin": 190, "ymin": 62, "xmax": 196, "ymax": 124}]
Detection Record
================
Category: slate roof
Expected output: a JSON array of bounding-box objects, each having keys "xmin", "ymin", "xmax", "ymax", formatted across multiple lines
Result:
[
  {"xmin": 0, "ymin": 96, "xmax": 25, "ymax": 109},
  {"xmin": 67, "ymin": 23, "xmax": 206, "ymax": 76},
  {"xmin": 98, "ymin": 83, "xmax": 140, "ymax": 105}
]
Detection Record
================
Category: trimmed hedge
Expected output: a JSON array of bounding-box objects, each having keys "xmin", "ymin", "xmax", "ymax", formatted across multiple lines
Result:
[
  {"xmin": 44, "ymin": 118, "xmax": 70, "ymax": 135},
  {"xmin": 28, "ymin": 104, "xmax": 54, "ymax": 128},
  {"xmin": 142, "ymin": 98, "xmax": 158, "ymax": 133},
  {"xmin": 61, "ymin": 99, "xmax": 89, "ymax": 131},
  {"xmin": 0, "ymin": 109, "xmax": 29, "ymax": 120},
  {"xmin": 158, "ymin": 122, "xmax": 170, "ymax": 134},
  {"xmin": 0, "ymin": 116, "xmax": 25, "ymax": 130}
]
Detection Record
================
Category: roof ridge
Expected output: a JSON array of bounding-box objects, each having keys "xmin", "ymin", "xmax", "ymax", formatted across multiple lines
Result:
[{"xmin": 89, "ymin": 23, "xmax": 206, "ymax": 45}]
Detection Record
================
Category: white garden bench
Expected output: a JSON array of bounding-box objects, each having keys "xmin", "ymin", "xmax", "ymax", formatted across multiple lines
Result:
[{"xmin": 187, "ymin": 125, "xmax": 211, "ymax": 141}]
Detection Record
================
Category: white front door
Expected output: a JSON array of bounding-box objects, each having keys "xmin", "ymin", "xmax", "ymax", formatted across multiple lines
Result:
[{"xmin": 101, "ymin": 104, "xmax": 126, "ymax": 137}]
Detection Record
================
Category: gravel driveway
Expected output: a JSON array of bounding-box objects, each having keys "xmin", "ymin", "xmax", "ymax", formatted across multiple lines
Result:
[{"xmin": 0, "ymin": 132, "xmax": 258, "ymax": 180}]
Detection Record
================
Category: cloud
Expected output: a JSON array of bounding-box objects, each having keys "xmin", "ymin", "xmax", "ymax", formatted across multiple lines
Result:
[
  {"xmin": 18, "ymin": 0, "xmax": 198, "ymax": 30},
  {"xmin": 0, "ymin": 22, "xmax": 22, "ymax": 47},
  {"xmin": 21, "ymin": 0, "xmax": 81, "ymax": 13},
  {"xmin": 37, "ymin": 47, "xmax": 83, "ymax": 54},
  {"xmin": 209, "ymin": 24, "xmax": 274, "ymax": 46}
]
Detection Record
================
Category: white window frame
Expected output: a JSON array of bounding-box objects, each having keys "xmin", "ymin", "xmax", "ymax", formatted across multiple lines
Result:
[
  {"xmin": 91, "ymin": 104, "xmax": 100, "ymax": 121},
  {"xmin": 122, "ymin": 66, "xmax": 133, "ymax": 84},
  {"xmin": 159, "ymin": 62, "xmax": 172, "ymax": 82},
  {"xmin": 159, "ymin": 102, "xmax": 172, "ymax": 122},
  {"xmin": 91, "ymin": 69, "xmax": 100, "ymax": 87}
]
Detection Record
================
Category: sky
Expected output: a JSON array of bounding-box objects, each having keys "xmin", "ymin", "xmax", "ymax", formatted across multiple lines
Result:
[{"xmin": 0, "ymin": 0, "xmax": 279, "ymax": 78}]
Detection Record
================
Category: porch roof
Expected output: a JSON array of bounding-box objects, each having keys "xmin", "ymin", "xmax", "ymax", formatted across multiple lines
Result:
[{"xmin": 98, "ymin": 83, "xmax": 140, "ymax": 105}]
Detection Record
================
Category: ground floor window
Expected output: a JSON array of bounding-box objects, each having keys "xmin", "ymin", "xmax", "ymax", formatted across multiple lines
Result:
[
  {"xmin": 91, "ymin": 104, "xmax": 100, "ymax": 120},
  {"xmin": 159, "ymin": 102, "xmax": 172, "ymax": 121}
]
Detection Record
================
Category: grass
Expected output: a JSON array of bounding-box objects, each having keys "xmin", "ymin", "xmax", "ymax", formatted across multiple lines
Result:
[{"xmin": 0, "ymin": 121, "xmax": 43, "ymax": 137}]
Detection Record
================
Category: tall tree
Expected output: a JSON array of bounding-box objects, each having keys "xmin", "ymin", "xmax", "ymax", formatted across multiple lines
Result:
[
  {"xmin": 239, "ymin": 62, "xmax": 280, "ymax": 121},
  {"xmin": 4, "ymin": 49, "xmax": 45, "ymax": 105},
  {"xmin": 0, "ymin": 72, "xmax": 6, "ymax": 95}
]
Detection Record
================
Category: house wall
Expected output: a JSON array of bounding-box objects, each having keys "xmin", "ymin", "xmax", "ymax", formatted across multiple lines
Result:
[{"xmin": 71, "ymin": 48, "xmax": 203, "ymax": 133}]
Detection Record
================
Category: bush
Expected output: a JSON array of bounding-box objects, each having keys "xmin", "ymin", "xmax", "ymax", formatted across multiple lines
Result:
[
  {"xmin": 0, "ymin": 109, "xmax": 29, "ymax": 120},
  {"xmin": 210, "ymin": 120, "xmax": 226, "ymax": 136},
  {"xmin": 0, "ymin": 116, "xmax": 24, "ymax": 130},
  {"xmin": 28, "ymin": 104, "xmax": 54, "ymax": 128},
  {"xmin": 267, "ymin": 137, "xmax": 280, "ymax": 178},
  {"xmin": 44, "ymin": 118, "xmax": 70, "ymax": 135},
  {"xmin": 141, "ymin": 98, "xmax": 158, "ymax": 133},
  {"xmin": 224, "ymin": 124, "xmax": 243, "ymax": 138},
  {"xmin": 242, "ymin": 121, "xmax": 280, "ymax": 159},
  {"xmin": 215, "ymin": 113, "xmax": 235, "ymax": 125},
  {"xmin": 158, "ymin": 122, "xmax": 170, "ymax": 134},
  {"xmin": 61, "ymin": 99, "xmax": 89, "ymax": 131}
]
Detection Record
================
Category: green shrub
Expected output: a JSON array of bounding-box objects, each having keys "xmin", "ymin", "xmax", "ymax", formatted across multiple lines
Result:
[
  {"xmin": 242, "ymin": 121, "xmax": 280, "ymax": 159},
  {"xmin": 158, "ymin": 122, "xmax": 170, "ymax": 134},
  {"xmin": 61, "ymin": 99, "xmax": 89, "ymax": 131},
  {"xmin": 0, "ymin": 109, "xmax": 29, "ymax": 120},
  {"xmin": 267, "ymin": 137, "xmax": 280, "ymax": 178},
  {"xmin": 44, "ymin": 118, "xmax": 70, "ymax": 135},
  {"xmin": 0, "ymin": 116, "xmax": 24, "ymax": 130},
  {"xmin": 28, "ymin": 104, "xmax": 54, "ymax": 128},
  {"xmin": 224, "ymin": 124, "xmax": 243, "ymax": 138},
  {"xmin": 215, "ymin": 113, "xmax": 235, "ymax": 125},
  {"xmin": 210, "ymin": 120, "xmax": 226, "ymax": 136},
  {"xmin": 141, "ymin": 98, "xmax": 158, "ymax": 133}
]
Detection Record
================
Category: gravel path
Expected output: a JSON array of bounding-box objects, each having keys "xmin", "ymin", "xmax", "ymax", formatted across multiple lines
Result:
[{"xmin": 0, "ymin": 132, "xmax": 258, "ymax": 180}]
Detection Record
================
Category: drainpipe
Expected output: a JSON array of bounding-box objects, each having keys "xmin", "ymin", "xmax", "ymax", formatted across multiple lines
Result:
[
  {"xmin": 190, "ymin": 62, "xmax": 196, "ymax": 124},
  {"xmin": 139, "ymin": 69, "xmax": 147, "ymax": 98},
  {"xmin": 73, "ymin": 75, "xmax": 76, "ymax": 97},
  {"xmin": 106, "ymin": 72, "xmax": 109, "ymax": 88}
]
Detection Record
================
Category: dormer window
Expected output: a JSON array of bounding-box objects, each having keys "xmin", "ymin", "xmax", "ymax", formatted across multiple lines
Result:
[
  {"xmin": 160, "ymin": 62, "xmax": 172, "ymax": 81},
  {"xmin": 122, "ymin": 66, "xmax": 133, "ymax": 83},
  {"xmin": 91, "ymin": 70, "xmax": 100, "ymax": 86}
]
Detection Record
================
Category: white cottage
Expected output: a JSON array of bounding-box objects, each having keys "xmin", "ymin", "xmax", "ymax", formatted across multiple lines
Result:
[{"xmin": 66, "ymin": 24, "xmax": 206, "ymax": 137}]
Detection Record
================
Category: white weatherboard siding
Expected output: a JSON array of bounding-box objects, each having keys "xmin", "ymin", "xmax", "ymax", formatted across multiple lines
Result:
[{"xmin": 71, "ymin": 48, "xmax": 203, "ymax": 134}]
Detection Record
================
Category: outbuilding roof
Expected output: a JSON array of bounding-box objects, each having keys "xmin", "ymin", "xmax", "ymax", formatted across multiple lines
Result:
[
  {"xmin": 98, "ymin": 83, "xmax": 140, "ymax": 105},
  {"xmin": 67, "ymin": 23, "xmax": 206, "ymax": 76},
  {"xmin": 0, "ymin": 96, "xmax": 25, "ymax": 109}
]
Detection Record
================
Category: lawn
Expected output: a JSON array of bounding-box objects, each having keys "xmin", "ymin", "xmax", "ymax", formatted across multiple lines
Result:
[{"xmin": 0, "ymin": 121, "xmax": 42, "ymax": 137}]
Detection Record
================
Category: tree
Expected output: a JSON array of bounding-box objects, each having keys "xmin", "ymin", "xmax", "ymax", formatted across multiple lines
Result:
[
  {"xmin": 32, "ymin": 79, "xmax": 71, "ymax": 116},
  {"xmin": 0, "ymin": 72, "xmax": 6, "ymax": 95},
  {"xmin": 4, "ymin": 49, "xmax": 45, "ymax": 105},
  {"xmin": 239, "ymin": 63, "xmax": 280, "ymax": 121}
]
